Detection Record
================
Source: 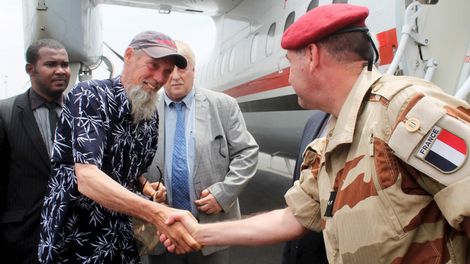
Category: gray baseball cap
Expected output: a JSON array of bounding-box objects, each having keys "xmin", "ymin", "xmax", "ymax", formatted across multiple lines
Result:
[{"xmin": 129, "ymin": 30, "xmax": 187, "ymax": 69}]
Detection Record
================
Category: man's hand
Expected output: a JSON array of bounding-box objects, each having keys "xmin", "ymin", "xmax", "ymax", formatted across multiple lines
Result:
[
  {"xmin": 152, "ymin": 206, "xmax": 201, "ymax": 254},
  {"xmin": 160, "ymin": 210, "xmax": 201, "ymax": 253},
  {"xmin": 195, "ymin": 189, "xmax": 222, "ymax": 214},
  {"xmin": 141, "ymin": 177, "xmax": 167, "ymax": 204},
  {"xmin": 149, "ymin": 182, "xmax": 167, "ymax": 203}
]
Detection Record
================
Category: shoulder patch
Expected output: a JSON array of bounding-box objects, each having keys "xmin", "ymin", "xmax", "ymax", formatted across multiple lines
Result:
[
  {"xmin": 388, "ymin": 94, "xmax": 470, "ymax": 186},
  {"xmin": 416, "ymin": 126, "xmax": 467, "ymax": 173}
]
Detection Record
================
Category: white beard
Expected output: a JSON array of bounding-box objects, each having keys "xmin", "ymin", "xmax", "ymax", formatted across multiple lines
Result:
[{"xmin": 126, "ymin": 85, "xmax": 158, "ymax": 123}]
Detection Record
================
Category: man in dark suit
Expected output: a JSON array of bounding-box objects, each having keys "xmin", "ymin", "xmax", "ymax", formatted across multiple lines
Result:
[
  {"xmin": 282, "ymin": 111, "xmax": 329, "ymax": 264},
  {"xmin": 0, "ymin": 38, "xmax": 70, "ymax": 264}
]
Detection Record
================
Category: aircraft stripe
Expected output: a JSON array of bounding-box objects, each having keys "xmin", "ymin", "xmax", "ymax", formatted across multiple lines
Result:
[
  {"xmin": 224, "ymin": 68, "xmax": 290, "ymax": 97},
  {"xmin": 238, "ymin": 94, "xmax": 302, "ymax": 112},
  {"xmin": 222, "ymin": 28, "xmax": 396, "ymax": 99},
  {"xmin": 376, "ymin": 28, "xmax": 398, "ymax": 65}
]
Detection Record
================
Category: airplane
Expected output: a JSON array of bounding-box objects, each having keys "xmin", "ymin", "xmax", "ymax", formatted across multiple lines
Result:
[{"xmin": 22, "ymin": 0, "xmax": 470, "ymax": 173}]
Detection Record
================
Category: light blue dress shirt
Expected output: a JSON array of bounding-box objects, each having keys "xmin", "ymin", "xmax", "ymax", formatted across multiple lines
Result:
[{"xmin": 163, "ymin": 88, "xmax": 197, "ymax": 215}]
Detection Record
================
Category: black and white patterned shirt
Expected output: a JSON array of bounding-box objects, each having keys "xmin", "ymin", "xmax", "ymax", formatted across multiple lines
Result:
[{"xmin": 38, "ymin": 76, "xmax": 158, "ymax": 264}]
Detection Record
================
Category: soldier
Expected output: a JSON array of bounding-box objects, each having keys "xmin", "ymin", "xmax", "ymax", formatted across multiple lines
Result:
[{"xmin": 160, "ymin": 3, "xmax": 470, "ymax": 263}]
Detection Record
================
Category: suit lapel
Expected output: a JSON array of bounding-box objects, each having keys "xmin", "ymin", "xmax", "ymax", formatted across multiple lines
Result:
[
  {"xmin": 16, "ymin": 90, "xmax": 50, "ymax": 165},
  {"xmin": 193, "ymin": 90, "xmax": 208, "ymax": 178}
]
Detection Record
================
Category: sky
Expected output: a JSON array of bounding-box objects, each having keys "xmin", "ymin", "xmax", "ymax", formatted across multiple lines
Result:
[{"xmin": 0, "ymin": 1, "xmax": 215, "ymax": 99}]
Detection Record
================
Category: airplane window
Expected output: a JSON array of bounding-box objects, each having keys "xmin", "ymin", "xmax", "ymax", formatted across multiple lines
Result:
[
  {"xmin": 266, "ymin": 23, "xmax": 276, "ymax": 56},
  {"xmin": 307, "ymin": 0, "xmax": 319, "ymax": 11},
  {"xmin": 251, "ymin": 33, "xmax": 259, "ymax": 63},
  {"xmin": 229, "ymin": 48, "xmax": 236, "ymax": 72},
  {"xmin": 284, "ymin": 12, "xmax": 295, "ymax": 32}
]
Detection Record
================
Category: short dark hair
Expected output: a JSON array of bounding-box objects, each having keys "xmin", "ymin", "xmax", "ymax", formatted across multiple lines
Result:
[
  {"xmin": 318, "ymin": 31, "xmax": 372, "ymax": 63},
  {"xmin": 25, "ymin": 38, "xmax": 66, "ymax": 64}
]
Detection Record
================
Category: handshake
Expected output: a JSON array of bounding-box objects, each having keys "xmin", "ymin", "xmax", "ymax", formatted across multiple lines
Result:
[
  {"xmin": 155, "ymin": 208, "xmax": 202, "ymax": 254},
  {"xmin": 140, "ymin": 182, "xmax": 225, "ymax": 254},
  {"xmin": 137, "ymin": 180, "xmax": 302, "ymax": 255},
  {"xmin": 146, "ymin": 206, "xmax": 304, "ymax": 255}
]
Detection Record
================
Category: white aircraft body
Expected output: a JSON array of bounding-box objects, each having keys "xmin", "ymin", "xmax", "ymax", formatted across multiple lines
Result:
[{"xmin": 22, "ymin": 0, "xmax": 470, "ymax": 161}]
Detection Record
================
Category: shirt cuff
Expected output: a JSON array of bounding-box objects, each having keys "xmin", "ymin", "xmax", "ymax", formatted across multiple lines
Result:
[
  {"xmin": 434, "ymin": 176, "xmax": 470, "ymax": 230},
  {"xmin": 284, "ymin": 181, "xmax": 322, "ymax": 232}
]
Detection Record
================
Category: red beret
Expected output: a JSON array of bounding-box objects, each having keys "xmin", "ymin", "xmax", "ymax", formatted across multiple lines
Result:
[{"xmin": 281, "ymin": 4, "xmax": 369, "ymax": 50}]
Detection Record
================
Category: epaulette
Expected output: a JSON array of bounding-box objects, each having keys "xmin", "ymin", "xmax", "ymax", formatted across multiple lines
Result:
[{"xmin": 369, "ymin": 75, "xmax": 416, "ymax": 103}]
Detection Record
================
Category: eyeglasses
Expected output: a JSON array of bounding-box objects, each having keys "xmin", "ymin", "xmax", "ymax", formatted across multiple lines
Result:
[{"xmin": 155, "ymin": 165, "xmax": 163, "ymax": 192}]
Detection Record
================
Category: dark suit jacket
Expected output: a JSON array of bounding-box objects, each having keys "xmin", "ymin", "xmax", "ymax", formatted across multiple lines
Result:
[
  {"xmin": 0, "ymin": 89, "xmax": 52, "ymax": 264},
  {"xmin": 282, "ymin": 111, "xmax": 329, "ymax": 264}
]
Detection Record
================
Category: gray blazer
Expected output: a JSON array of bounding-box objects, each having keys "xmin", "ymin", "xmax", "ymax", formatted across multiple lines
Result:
[{"xmin": 148, "ymin": 88, "xmax": 259, "ymax": 255}]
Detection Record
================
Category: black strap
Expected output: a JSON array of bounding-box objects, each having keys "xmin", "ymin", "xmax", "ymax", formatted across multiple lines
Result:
[
  {"xmin": 332, "ymin": 26, "xmax": 380, "ymax": 71},
  {"xmin": 324, "ymin": 190, "xmax": 337, "ymax": 217}
]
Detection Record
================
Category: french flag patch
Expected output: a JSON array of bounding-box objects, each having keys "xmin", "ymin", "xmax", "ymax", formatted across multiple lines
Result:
[{"xmin": 416, "ymin": 126, "xmax": 467, "ymax": 173}]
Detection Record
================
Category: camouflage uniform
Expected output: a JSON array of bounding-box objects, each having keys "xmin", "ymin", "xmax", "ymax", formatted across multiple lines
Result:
[{"xmin": 285, "ymin": 68, "xmax": 470, "ymax": 263}]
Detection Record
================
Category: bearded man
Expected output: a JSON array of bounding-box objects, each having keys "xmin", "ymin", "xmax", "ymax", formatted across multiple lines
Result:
[{"xmin": 38, "ymin": 31, "xmax": 201, "ymax": 264}]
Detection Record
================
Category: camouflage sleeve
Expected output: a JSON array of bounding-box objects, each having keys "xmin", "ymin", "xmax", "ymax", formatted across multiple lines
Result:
[
  {"xmin": 434, "ymin": 178, "xmax": 470, "ymax": 230},
  {"xmin": 385, "ymin": 83, "xmax": 470, "ymax": 230},
  {"xmin": 284, "ymin": 139, "xmax": 324, "ymax": 232}
]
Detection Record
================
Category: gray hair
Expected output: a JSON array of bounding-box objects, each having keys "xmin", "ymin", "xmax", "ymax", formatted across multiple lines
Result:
[{"xmin": 175, "ymin": 40, "xmax": 196, "ymax": 70}]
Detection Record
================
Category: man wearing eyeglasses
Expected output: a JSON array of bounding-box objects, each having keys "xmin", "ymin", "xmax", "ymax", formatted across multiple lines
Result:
[{"xmin": 144, "ymin": 40, "xmax": 259, "ymax": 264}]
